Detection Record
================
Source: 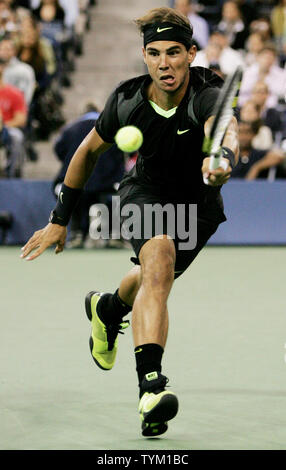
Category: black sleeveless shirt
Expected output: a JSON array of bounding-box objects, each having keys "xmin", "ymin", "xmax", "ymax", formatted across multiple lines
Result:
[{"xmin": 96, "ymin": 67, "xmax": 227, "ymax": 221}]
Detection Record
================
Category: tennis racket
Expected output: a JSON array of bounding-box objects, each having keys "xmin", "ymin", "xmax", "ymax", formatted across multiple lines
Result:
[{"xmin": 202, "ymin": 66, "xmax": 243, "ymax": 184}]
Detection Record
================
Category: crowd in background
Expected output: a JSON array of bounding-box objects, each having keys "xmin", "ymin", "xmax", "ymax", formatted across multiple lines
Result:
[
  {"xmin": 0, "ymin": 0, "xmax": 95, "ymax": 178},
  {"xmin": 0, "ymin": 0, "xmax": 286, "ymax": 248},
  {"xmin": 0, "ymin": 0, "xmax": 284, "ymax": 180},
  {"xmin": 173, "ymin": 0, "xmax": 286, "ymax": 180}
]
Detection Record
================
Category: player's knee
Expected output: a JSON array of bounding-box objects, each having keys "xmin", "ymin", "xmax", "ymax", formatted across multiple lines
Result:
[
  {"xmin": 145, "ymin": 259, "xmax": 174, "ymax": 291},
  {"xmin": 140, "ymin": 240, "xmax": 175, "ymax": 288}
]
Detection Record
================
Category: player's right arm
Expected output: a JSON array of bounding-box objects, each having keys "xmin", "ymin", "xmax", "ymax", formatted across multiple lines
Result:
[
  {"xmin": 202, "ymin": 114, "xmax": 239, "ymax": 186},
  {"xmin": 21, "ymin": 128, "xmax": 112, "ymax": 261}
]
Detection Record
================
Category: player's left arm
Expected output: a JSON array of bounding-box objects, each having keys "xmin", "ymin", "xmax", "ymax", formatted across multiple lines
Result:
[
  {"xmin": 202, "ymin": 115, "xmax": 239, "ymax": 186},
  {"xmin": 21, "ymin": 128, "xmax": 112, "ymax": 261}
]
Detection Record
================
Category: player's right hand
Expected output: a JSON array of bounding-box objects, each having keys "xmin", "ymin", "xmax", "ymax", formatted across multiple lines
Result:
[
  {"xmin": 20, "ymin": 223, "xmax": 67, "ymax": 261},
  {"xmin": 202, "ymin": 156, "xmax": 232, "ymax": 186}
]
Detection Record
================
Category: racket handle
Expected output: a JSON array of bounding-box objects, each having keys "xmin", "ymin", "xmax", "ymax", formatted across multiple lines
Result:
[{"xmin": 209, "ymin": 154, "xmax": 222, "ymax": 170}]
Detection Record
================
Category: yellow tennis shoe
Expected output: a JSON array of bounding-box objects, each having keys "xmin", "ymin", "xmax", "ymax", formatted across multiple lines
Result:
[
  {"xmin": 138, "ymin": 371, "xmax": 179, "ymax": 437},
  {"xmin": 85, "ymin": 291, "xmax": 129, "ymax": 370}
]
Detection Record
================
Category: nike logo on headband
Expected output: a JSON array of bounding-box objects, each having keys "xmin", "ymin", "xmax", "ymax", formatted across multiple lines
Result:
[{"xmin": 157, "ymin": 26, "xmax": 173, "ymax": 33}]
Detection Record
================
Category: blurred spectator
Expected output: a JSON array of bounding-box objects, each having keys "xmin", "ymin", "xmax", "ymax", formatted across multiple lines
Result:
[
  {"xmin": 30, "ymin": 0, "xmax": 92, "ymax": 55},
  {"xmin": 217, "ymin": 1, "xmax": 249, "ymax": 51},
  {"xmin": 174, "ymin": 0, "xmax": 209, "ymax": 50},
  {"xmin": 250, "ymin": 80, "xmax": 283, "ymax": 143},
  {"xmin": 244, "ymin": 32, "xmax": 265, "ymax": 66},
  {"xmin": 249, "ymin": 17, "xmax": 272, "ymax": 42},
  {"xmin": 255, "ymin": 1, "xmax": 277, "ymax": 18},
  {"xmin": 239, "ymin": 100, "xmax": 273, "ymax": 151},
  {"xmin": 73, "ymin": 0, "xmax": 92, "ymax": 54},
  {"xmin": 32, "ymin": 0, "xmax": 65, "ymax": 29},
  {"xmin": 0, "ymin": 35, "xmax": 36, "ymax": 106},
  {"xmin": 18, "ymin": 13, "xmax": 57, "ymax": 78},
  {"xmin": 0, "ymin": 33, "xmax": 38, "ymax": 160},
  {"xmin": 8, "ymin": 1, "xmax": 31, "ymax": 8},
  {"xmin": 0, "ymin": 56, "xmax": 27, "ymax": 177},
  {"xmin": 53, "ymin": 103, "xmax": 125, "ymax": 248},
  {"xmin": 270, "ymin": 0, "xmax": 286, "ymax": 65},
  {"xmin": 53, "ymin": 0, "xmax": 85, "ymax": 56},
  {"xmin": 234, "ymin": 0, "xmax": 257, "ymax": 28},
  {"xmin": 17, "ymin": 18, "xmax": 52, "ymax": 91},
  {"xmin": 0, "ymin": 0, "xmax": 18, "ymax": 40},
  {"xmin": 193, "ymin": 0, "xmax": 224, "ymax": 29},
  {"xmin": 31, "ymin": 0, "xmax": 77, "ymax": 30},
  {"xmin": 32, "ymin": 0, "xmax": 73, "ymax": 86},
  {"xmin": 17, "ymin": 17, "xmax": 65, "ymax": 140},
  {"xmin": 191, "ymin": 30, "xmax": 244, "ymax": 76},
  {"xmin": 238, "ymin": 44, "xmax": 286, "ymax": 109},
  {"xmin": 232, "ymin": 120, "xmax": 285, "ymax": 180}
]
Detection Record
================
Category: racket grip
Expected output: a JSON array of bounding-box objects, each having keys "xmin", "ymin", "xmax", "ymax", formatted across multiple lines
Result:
[{"xmin": 209, "ymin": 154, "xmax": 222, "ymax": 170}]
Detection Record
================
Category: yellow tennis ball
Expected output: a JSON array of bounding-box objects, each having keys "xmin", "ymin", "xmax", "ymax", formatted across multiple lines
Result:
[{"xmin": 115, "ymin": 126, "xmax": 143, "ymax": 153}]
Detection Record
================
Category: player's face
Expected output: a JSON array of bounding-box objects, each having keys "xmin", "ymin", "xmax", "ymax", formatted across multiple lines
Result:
[{"xmin": 143, "ymin": 41, "xmax": 196, "ymax": 95}]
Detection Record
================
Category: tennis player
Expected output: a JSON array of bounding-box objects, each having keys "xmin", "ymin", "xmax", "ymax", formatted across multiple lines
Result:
[{"xmin": 21, "ymin": 7, "xmax": 239, "ymax": 437}]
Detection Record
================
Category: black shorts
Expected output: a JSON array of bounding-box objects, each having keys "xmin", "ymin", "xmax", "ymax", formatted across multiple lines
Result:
[{"xmin": 118, "ymin": 181, "xmax": 225, "ymax": 279}]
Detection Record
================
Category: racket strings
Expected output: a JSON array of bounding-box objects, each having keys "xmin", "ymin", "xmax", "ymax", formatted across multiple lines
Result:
[{"xmin": 209, "ymin": 78, "xmax": 240, "ymax": 156}]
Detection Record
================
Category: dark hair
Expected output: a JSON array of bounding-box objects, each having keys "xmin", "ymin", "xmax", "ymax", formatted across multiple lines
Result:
[
  {"xmin": 135, "ymin": 7, "xmax": 191, "ymax": 33},
  {"xmin": 17, "ymin": 28, "xmax": 46, "ymax": 78}
]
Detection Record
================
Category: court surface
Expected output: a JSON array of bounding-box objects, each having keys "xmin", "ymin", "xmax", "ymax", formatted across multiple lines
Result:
[{"xmin": 1, "ymin": 246, "xmax": 285, "ymax": 450}]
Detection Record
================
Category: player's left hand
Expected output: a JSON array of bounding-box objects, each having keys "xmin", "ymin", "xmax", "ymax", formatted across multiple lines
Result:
[
  {"xmin": 20, "ymin": 223, "xmax": 67, "ymax": 261},
  {"xmin": 202, "ymin": 157, "xmax": 232, "ymax": 186}
]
